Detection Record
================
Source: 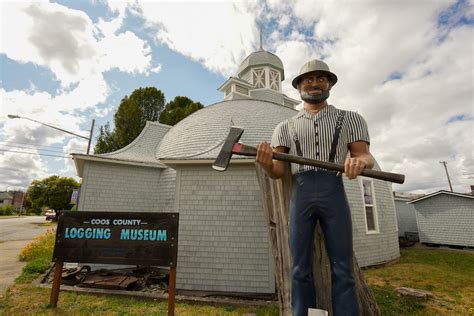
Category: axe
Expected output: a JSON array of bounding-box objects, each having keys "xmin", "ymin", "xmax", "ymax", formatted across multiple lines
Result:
[{"xmin": 213, "ymin": 127, "xmax": 405, "ymax": 184}]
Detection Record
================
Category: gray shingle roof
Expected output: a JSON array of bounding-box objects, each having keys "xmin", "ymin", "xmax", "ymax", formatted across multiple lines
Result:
[
  {"xmin": 408, "ymin": 190, "xmax": 474, "ymax": 204},
  {"xmin": 237, "ymin": 50, "xmax": 285, "ymax": 80},
  {"xmin": 156, "ymin": 99, "xmax": 297, "ymax": 160},
  {"xmin": 0, "ymin": 192, "xmax": 13, "ymax": 200},
  {"xmin": 97, "ymin": 121, "xmax": 171, "ymax": 165}
]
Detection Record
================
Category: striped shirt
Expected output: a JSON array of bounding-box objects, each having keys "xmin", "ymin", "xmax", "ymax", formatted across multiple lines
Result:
[{"xmin": 271, "ymin": 104, "xmax": 370, "ymax": 174}]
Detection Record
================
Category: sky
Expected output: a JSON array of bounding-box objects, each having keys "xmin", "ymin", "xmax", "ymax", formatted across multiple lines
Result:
[{"xmin": 0, "ymin": 0, "xmax": 473, "ymax": 195}]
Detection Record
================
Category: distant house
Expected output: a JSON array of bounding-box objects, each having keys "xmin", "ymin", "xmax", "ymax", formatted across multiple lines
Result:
[
  {"xmin": 0, "ymin": 192, "xmax": 13, "ymax": 208},
  {"xmin": 408, "ymin": 191, "xmax": 474, "ymax": 247},
  {"xmin": 393, "ymin": 192, "xmax": 423, "ymax": 240},
  {"xmin": 11, "ymin": 191, "xmax": 26, "ymax": 211}
]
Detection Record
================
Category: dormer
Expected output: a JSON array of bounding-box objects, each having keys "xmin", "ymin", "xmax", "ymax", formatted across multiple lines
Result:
[{"xmin": 217, "ymin": 77, "xmax": 254, "ymax": 101}]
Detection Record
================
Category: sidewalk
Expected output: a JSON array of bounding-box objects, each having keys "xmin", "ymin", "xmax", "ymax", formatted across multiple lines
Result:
[{"xmin": 0, "ymin": 240, "xmax": 31, "ymax": 298}]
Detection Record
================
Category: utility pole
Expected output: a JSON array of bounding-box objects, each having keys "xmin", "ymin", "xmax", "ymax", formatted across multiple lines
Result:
[
  {"xmin": 440, "ymin": 161, "xmax": 453, "ymax": 192},
  {"xmin": 86, "ymin": 119, "xmax": 95, "ymax": 155},
  {"xmin": 18, "ymin": 191, "xmax": 25, "ymax": 216}
]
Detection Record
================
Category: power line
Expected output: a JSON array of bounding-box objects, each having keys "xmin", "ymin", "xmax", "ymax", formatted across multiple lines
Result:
[
  {"xmin": 0, "ymin": 144, "xmax": 65, "ymax": 154},
  {"xmin": 0, "ymin": 140, "xmax": 65, "ymax": 150},
  {"xmin": 0, "ymin": 149, "xmax": 71, "ymax": 159}
]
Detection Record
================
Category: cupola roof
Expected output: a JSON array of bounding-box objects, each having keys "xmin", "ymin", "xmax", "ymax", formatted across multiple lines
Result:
[{"xmin": 237, "ymin": 49, "xmax": 285, "ymax": 80}]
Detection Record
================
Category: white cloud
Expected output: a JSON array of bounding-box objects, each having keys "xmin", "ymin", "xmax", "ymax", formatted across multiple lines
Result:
[
  {"xmin": 94, "ymin": 10, "xmax": 153, "ymax": 75},
  {"xmin": 60, "ymin": 138, "xmax": 88, "ymax": 176},
  {"xmin": 0, "ymin": 117, "xmax": 85, "ymax": 190},
  {"xmin": 0, "ymin": 141, "xmax": 50, "ymax": 191},
  {"xmin": 261, "ymin": 0, "xmax": 472, "ymax": 194},
  {"xmin": 1, "ymin": 1, "xmax": 154, "ymax": 86},
  {"xmin": 1, "ymin": 1, "xmax": 98, "ymax": 86},
  {"xmin": 123, "ymin": 1, "xmax": 258, "ymax": 76},
  {"xmin": 0, "ymin": 1, "xmax": 156, "ymax": 190},
  {"xmin": 150, "ymin": 64, "xmax": 162, "ymax": 74},
  {"xmin": 1, "ymin": 77, "xmax": 108, "ymax": 136},
  {"xmin": 1, "ymin": 0, "xmax": 472, "ymax": 195}
]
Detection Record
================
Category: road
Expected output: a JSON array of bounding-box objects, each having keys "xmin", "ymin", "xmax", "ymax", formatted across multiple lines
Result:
[{"xmin": 0, "ymin": 216, "xmax": 53, "ymax": 297}]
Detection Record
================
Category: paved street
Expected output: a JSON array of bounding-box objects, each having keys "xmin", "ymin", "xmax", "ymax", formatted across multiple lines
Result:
[{"xmin": 0, "ymin": 216, "xmax": 53, "ymax": 297}]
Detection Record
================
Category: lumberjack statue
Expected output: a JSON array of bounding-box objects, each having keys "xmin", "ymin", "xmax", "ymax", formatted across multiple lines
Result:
[
  {"xmin": 256, "ymin": 59, "xmax": 372, "ymax": 316},
  {"xmin": 256, "ymin": 60, "xmax": 374, "ymax": 316},
  {"xmin": 213, "ymin": 59, "xmax": 404, "ymax": 316}
]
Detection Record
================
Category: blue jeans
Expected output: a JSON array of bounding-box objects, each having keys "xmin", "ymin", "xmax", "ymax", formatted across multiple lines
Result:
[{"xmin": 289, "ymin": 170, "xmax": 359, "ymax": 316}]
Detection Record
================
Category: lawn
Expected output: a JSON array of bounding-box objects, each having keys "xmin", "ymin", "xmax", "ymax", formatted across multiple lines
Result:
[
  {"xmin": 0, "ymin": 230, "xmax": 472, "ymax": 315},
  {"xmin": 363, "ymin": 247, "xmax": 474, "ymax": 315}
]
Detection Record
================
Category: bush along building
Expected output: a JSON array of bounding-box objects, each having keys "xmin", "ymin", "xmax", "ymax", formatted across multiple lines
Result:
[{"xmin": 72, "ymin": 47, "xmax": 400, "ymax": 295}]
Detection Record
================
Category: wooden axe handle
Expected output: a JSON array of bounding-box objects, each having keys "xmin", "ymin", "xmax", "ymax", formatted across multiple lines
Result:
[{"xmin": 232, "ymin": 143, "xmax": 405, "ymax": 184}]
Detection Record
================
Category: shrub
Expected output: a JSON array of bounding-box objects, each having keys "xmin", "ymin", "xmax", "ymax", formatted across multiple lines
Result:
[
  {"xmin": 18, "ymin": 228, "xmax": 56, "ymax": 262},
  {"xmin": 23, "ymin": 258, "xmax": 51, "ymax": 275},
  {"xmin": 0, "ymin": 205, "xmax": 13, "ymax": 216}
]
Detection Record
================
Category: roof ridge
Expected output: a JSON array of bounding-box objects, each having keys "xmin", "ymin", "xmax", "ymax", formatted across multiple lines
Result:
[
  {"xmin": 408, "ymin": 190, "xmax": 474, "ymax": 204},
  {"xmin": 97, "ymin": 121, "xmax": 168, "ymax": 157},
  {"xmin": 202, "ymin": 98, "xmax": 298, "ymax": 113}
]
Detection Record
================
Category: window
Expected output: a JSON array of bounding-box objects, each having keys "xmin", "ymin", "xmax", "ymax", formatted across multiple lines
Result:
[
  {"xmin": 253, "ymin": 68, "xmax": 265, "ymax": 88},
  {"xmin": 360, "ymin": 178, "xmax": 379, "ymax": 233},
  {"xmin": 269, "ymin": 69, "xmax": 280, "ymax": 90}
]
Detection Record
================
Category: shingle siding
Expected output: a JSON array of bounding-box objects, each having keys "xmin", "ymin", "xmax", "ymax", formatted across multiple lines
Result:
[
  {"xmin": 250, "ymin": 89, "xmax": 284, "ymax": 105},
  {"xmin": 346, "ymin": 178, "xmax": 400, "ymax": 267},
  {"xmin": 239, "ymin": 70, "xmax": 251, "ymax": 83},
  {"xmin": 395, "ymin": 199, "xmax": 418, "ymax": 237},
  {"xmin": 79, "ymin": 161, "xmax": 174, "ymax": 213},
  {"xmin": 413, "ymin": 194, "xmax": 474, "ymax": 247},
  {"xmin": 174, "ymin": 164, "xmax": 275, "ymax": 294}
]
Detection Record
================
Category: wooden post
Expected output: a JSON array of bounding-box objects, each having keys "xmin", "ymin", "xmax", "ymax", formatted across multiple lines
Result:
[
  {"xmin": 255, "ymin": 164, "xmax": 380, "ymax": 316},
  {"xmin": 49, "ymin": 259, "xmax": 63, "ymax": 307},
  {"xmin": 256, "ymin": 165, "xmax": 292, "ymax": 315},
  {"xmin": 168, "ymin": 266, "xmax": 177, "ymax": 316}
]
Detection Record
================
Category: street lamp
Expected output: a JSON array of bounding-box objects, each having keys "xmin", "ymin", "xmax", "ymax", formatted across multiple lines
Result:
[{"xmin": 7, "ymin": 114, "xmax": 95, "ymax": 154}]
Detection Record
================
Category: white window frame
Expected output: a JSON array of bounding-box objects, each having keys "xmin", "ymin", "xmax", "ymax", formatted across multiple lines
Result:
[
  {"xmin": 359, "ymin": 177, "xmax": 380, "ymax": 234},
  {"xmin": 269, "ymin": 69, "xmax": 280, "ymax": 91},
  {"xmin": 390, "ymin": 190, "xmax": 399, "ymax": 234},
  {"xmin": 252, "ymin": 68, "xmax": 266, "ymax": 89}
]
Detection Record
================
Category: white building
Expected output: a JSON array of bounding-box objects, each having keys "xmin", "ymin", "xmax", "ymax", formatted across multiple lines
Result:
[
  {"xmin": 73, "ymin": 47, "xmax": 400, "ymax": 294},
  {"xmin": 409, "ymin": 191, "xmax": 474, "ymax": 248}
]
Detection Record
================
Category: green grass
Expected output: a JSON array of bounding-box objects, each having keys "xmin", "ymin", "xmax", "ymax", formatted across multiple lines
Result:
[
  {"xmin": 364, "ymin": 248, "xmax": 474, "ymax": 315},
  {"xmin": 370, "ymin": 285, "xmax": 425, "ymax": 315},
  {"xmin": 0, "ymin": 229, "xmax": 279, "ymax": 315},
  {"xmin": 0, "ymin": 285, "xmax": 279, "ymax": 315}
]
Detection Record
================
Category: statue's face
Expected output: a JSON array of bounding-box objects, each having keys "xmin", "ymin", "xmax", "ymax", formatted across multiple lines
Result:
[{"xmin": 298, "ymin": 71, "xmax": 332, "ymax": 104}]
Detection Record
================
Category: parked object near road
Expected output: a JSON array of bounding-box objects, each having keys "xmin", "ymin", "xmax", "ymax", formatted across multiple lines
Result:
[{"xmin": 45, "ymin": 210, "xmax": 56, "ymax": 221}]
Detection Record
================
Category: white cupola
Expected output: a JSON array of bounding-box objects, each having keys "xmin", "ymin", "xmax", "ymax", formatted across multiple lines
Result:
[{"xmin": 218, "ymin": 32, "xmax": 300, "ymax": 109}]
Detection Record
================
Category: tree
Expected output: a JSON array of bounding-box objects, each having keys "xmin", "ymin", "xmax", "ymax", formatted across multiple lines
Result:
[
  {"xmin": 94, "ymin": 87, "xmax": 166, "ymax": 154},
  {"xmin": 94, "ymin": 122, "xmax": 116, "ymax": 153},
  {"xmin": 159, "ymin": 96, "xmax": 204, "ymax": 126},
  {"xmin": 27, "ymin": 176, "xmax": 80, "ymax": 216}
]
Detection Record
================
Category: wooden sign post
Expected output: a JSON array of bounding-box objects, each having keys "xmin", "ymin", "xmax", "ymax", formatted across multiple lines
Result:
[{"xmin": 50, "ymin": 211, "xmax": 179, "ymax": 315}]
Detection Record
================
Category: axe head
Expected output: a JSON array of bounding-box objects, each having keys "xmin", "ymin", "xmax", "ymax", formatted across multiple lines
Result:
[{"xmin": 212, "ymin": 126, "xmax": 244, "ymax": 171}]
